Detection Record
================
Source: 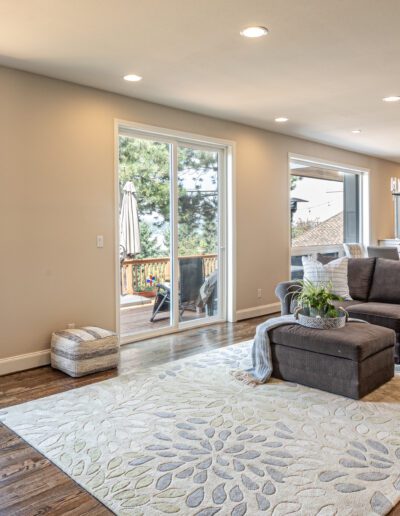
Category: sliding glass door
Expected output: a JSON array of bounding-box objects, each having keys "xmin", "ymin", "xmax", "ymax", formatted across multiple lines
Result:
[
  {"xmin": 119, "ymin": 135, "xmax": 173, "ymax": 338},
  {"xmin": 118, "ymin": 130, "xmax": 226, "ymax": 342},
  {"xmin": 177, "ymin": 145, "xmax": 221, "ymax": 324}
]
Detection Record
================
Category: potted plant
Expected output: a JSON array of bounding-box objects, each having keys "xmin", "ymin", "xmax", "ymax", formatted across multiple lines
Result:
[
  {"xmin": 290, "ymin": 280, "xmax": 348, "ymax": 329},
  {"xmin": 133, "ymin": 275, "xmax": 158, "ymax": 298}
]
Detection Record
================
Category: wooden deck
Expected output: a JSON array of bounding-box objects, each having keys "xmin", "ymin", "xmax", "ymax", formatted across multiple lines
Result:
[{"xmin": 120, "ymin": 301, "xmax": 205, "ymax": 337}]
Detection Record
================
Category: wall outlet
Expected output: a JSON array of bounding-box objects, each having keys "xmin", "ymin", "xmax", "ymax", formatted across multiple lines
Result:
[
  {"xmin": 67, "ymin": 322, "xmax": 75, "ymax": 329},
  {"xmin": 257, "ymin": 288, "xmax": 262, "ymax": 299},
  {"xmin": 97, "ymin": 235, "xmax": 104, "ymax": 248}
]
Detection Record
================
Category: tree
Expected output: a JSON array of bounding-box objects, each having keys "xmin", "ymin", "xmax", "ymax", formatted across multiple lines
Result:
[
  {"xmin": 119, "ymin": 136, "xmax": 219, "ymax": 256},
  {"xmin": 137, "ymin": 221, "xmax": 162, "ymax": 258},
  {"xmin": 119, "ymin": 137, "xmax": 170, "ymax": 223},
  {"xmin": 291, "ymin": 218, "xmax": 319, "ymax": 240},
  {"xmin": 291, "ymin": 175, "xmax": 302, "ymax": 191}
]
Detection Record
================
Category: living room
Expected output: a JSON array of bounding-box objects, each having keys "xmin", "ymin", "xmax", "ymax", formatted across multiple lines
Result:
[{"xmin": 1, "ymin": 1, "xmax": 400, "ymax": 514}]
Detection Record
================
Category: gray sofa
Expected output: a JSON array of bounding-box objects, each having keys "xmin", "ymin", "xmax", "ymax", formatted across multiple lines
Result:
[{"xmin": 276, "ymin": 257, "xmax": 400, "ymax": 363}]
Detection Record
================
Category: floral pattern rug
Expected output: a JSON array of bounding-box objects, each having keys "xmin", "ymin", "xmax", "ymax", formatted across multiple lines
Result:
[{"xmin": 1, "ymin": 340, "xmax": 400, "ymax": 515}]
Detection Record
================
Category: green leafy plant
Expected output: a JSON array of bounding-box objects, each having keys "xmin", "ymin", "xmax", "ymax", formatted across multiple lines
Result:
[
  {"xmin": 119, "ymin": 136, "xmax": 219, "ymax": 257},
  {"xmin": 291, "ymin": 279, "xmax": 343, "ymax": 318}
]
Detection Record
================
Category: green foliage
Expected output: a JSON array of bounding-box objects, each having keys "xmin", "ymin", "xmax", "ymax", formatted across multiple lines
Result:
[
  {"xmin": 119, "ymin": 137, "xmax": 170, "ymax": 223},
  {"xmin": 291, "ymin": 217, "xmax": 319, "ymax": 240},
  {"xmin": 178, "ymin": 147, "xmax": 218, "ymax": 177},
  {"xmin": 290, "ymin": 175, "xmax": 302, "ymax": 191},
  {"xmin": 119, "ymin": 136, "xmax": 218, "ymax": 256},
  {"xmin": 292, "ymin": 279, "xmax": 343, "ymax": 318},
  {"xmin": 137, "ymin": 221, "xmax": 163, "ymax": 258}
]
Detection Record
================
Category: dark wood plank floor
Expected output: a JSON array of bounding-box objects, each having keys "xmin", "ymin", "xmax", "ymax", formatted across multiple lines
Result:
[
  {"xmin": 1, "ymin": 316, "xmax": 399, "ymax": 516},
  {"xmin": 0, "ymin": 317, "xmax": 265, "ymax": 515}
]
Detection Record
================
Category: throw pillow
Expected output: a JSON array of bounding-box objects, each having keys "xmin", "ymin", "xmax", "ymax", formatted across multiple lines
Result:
[{"xmin": 302, "ymin": 256, "xmax": 352, "ymax": 300}]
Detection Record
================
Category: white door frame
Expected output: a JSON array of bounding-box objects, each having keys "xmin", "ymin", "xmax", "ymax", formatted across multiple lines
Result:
[{"xmin": 114, "ymin": 119, "xmax": 236, "ymax": 345}]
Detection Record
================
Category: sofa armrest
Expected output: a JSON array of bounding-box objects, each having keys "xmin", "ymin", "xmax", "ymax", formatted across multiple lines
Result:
[{"xmin": 275, "ymin": 280, "xmax": 302, "ymax": 315}]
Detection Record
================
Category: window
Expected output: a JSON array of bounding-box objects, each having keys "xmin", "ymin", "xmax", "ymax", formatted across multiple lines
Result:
[{"xmin": 290, "ymin": 156, "xmax": 366, "ymax": 279}]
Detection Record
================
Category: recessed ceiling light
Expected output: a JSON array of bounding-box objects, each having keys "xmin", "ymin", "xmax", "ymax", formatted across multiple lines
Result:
[
  {"xmin": 382, "ymin": 96, "xmax": 400, "ymax": 102},
  {"xmin": 240, "ymin": 26, "xmax": 269, "ymax": 38},
  {"xmin": 123, "ymin": 74, "xmax": 143, "ymax": 82},
  {"xmin": 275, "ymin": 117, "xmax": 288, "ymax": 123},
  {"xmin": 352, "ymin": 129, "xmax": 362, "ymax": 134}
]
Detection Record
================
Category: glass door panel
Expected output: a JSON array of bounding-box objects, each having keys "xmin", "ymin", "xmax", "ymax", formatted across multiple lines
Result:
[
  {"xmin": 119, "ymin": 135, "xmax": 173, "ymax": 338},
  {"xmin": 177, "ymin": 146, "xmax": 220, "ymax": 323}
]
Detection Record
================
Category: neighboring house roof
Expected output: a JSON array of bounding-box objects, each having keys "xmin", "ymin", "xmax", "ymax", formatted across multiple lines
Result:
[{"xmin": 292, "ymin": 212, "xmax": 343, "ymax": 247}]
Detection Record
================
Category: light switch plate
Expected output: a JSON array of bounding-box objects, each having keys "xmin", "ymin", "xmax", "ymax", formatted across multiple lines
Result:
[{"xmin": 97, "ymin": 235, "xmax": 104, "ymax": 248}]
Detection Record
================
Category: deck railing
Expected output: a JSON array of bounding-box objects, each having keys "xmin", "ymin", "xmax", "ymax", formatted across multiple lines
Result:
[{"xmin": 121, "ymin": 254, "xmax": 218, "ymax": 295}]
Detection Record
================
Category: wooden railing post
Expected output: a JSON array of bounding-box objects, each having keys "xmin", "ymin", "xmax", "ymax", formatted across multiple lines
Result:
[
  {"xmin": 120, "ymin": 254, "xmax": 218, "ymax": 295},
  {"xmin": 126, "ymin": 264, "xmax": 133, "ymax": 295}
]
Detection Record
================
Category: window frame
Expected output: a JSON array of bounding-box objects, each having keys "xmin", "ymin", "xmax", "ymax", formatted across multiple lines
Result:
[
  {"xmin": 115, "ymin": 119, "xmax": 237, "ymax": 344},
  {"xmin": 287, "ymin": 153, "xmax": 370, "ymax": 279}
]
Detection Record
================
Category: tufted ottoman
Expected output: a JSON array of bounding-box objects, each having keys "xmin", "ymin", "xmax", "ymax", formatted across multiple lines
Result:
[{"xmin": 51, "ymin": 326, "xmax": 119, "ymax": 377}]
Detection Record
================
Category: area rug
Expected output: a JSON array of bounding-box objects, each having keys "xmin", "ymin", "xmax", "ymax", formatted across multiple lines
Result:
[{"xmin": 1, "ymin": 341, "xmax": 400, "ymax": 516}]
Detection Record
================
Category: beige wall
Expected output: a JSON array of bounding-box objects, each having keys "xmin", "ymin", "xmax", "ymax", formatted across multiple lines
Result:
[{"xmin": 1, "ymin": 66, "xmax": 399, "ymax": 363}]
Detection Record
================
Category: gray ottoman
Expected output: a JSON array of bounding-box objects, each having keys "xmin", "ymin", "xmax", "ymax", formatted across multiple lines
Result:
[{"xmin": 268, "ymin": 322, "xmax": 395, "ymax": 399}]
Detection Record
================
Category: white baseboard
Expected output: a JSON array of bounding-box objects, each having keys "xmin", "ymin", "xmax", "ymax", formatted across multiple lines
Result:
[
  {"xmin": 0, "ymin": 349, "xmax": 51, "ymax": 376},
  {"xmin": 0, "ymin": 305, "xmax": 280, "ymax": 375},
  {"xmin": 236, "ymin": 302, "xmax": 281, "ymax": 321}
]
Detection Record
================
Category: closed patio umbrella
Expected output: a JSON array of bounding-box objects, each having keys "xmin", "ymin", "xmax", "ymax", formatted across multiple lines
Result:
[{"xmin": 120, "ymin": 181, "xmax": 141, "ymax": 257}]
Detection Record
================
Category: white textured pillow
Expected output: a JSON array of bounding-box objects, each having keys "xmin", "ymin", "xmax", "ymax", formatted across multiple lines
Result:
[{"xmin": 302, "ymin": 256, "xmax": 352, "ymax": 300}]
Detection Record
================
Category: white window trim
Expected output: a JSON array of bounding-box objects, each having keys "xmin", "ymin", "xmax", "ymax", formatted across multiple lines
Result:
[
  {"xmin": 288, "ymin": 153, "xmax": 370, "ymax": 277},
  {"xmin": 114, "ymin": 119, "xmax": 237, "ymax": 345}
]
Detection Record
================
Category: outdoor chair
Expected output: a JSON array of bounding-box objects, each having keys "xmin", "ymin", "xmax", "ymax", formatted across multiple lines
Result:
[
  {"xmin": 150, "ymin": 257, "xmax": 205, "ymax": 322},
  {"xmin": 343, "ymin": 243, "xmax": 366, "ymax": 258},
  {"xmin": 367, "ymin": 246, "xmax": 399, "ymax": 260},
  {"xmin": 198, "ymin": 270, "xmax": 218, "ymax": 316}
]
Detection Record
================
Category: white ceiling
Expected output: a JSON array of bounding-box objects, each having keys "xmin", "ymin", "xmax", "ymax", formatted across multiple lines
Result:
[{"xmin": 1, "ymin": 0, "xmax": 400, "ymax": 161}]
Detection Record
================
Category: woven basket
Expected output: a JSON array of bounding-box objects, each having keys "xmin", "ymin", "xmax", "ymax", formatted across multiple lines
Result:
[{"xmin": 294, "ymin": 307, "xmax": 348, "ymax": 330}]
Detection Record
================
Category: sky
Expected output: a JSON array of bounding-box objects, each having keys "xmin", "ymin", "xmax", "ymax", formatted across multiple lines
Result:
[{"xmin": 291, "ymin": 176, "xmax": 343, "ymax": 224}]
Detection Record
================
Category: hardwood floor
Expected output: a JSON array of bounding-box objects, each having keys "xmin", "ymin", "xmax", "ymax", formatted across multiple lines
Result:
[
  {"xmin": 1, "ymin": 315, "xmax": 399, "ymax": 516},
  {"xmin": 0, "ymin": 317, "xmax": 265, "ymax": 515},
  {"xmin": 120, "ymin": 302, "xmax": 205, "ymax": 338}
]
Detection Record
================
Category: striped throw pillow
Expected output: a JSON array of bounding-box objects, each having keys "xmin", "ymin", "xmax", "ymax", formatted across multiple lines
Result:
[{"xmin": 302, "ymin": 256, "xmax": 352, "ymax": 300}]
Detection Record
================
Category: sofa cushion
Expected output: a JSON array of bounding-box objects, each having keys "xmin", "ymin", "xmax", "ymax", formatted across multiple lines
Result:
[
  {"xmin": 269, "ymin": 322, "xmax": 394, "ymax": 362},
  {"xmin": 332, "ymin": 300, "xmax": 364, "ymax": 311},
  {"xmin": 347, "ymin": 302, "xmax": 400, "ymax": 332},
  {"xmin": 369, "ymin": 258, "xmax": 400, "ymax": 303},
  {"xmin": 348, "ymin": 258, "xmax": 376, "ymax": 301}
]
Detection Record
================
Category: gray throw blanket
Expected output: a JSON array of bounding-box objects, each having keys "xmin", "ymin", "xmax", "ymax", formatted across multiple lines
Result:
[
  {"xmin": 232, "ymin": 315, "xmax": 298, "ymax": 385},
  {"xmin": 232, "ymin": 314, "xmax": 366, "ymax": 386}
]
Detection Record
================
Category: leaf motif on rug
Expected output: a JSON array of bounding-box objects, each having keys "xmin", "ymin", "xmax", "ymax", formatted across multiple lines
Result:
[{"xmin": 1, "ymin": 340, "xmax": 400, "ymax": 515}]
